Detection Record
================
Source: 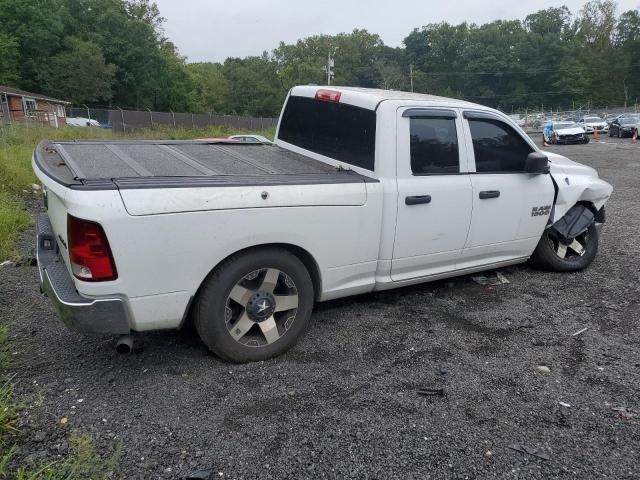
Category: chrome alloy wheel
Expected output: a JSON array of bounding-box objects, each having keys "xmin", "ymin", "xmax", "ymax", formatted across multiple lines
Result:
[
  {"xmin": 547, "ymin": 231, "xmax": 589, "ymax": 259},
  {"xmin": 224, "ymin": 268, "xmax": 298, "ymax": 347}
]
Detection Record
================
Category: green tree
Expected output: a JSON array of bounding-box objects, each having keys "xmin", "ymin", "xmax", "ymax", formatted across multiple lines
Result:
[
  {"xmin": 0, "ymin": 0, "xmax": 64, "ymax": 91},
  {"xmin": 149, "ymin": 41, "xmax": 195, "ymax": 111},
  {"xmin": 616, "ymin": 9, "xmax": 640, "ymax": 104},
  {"xmin": 60, "ymin": 0, "xmax": 179, "ymax": 108},
  {"xmin": 0, "ymin": 34, "xmax": 19, "ymax": 85},
  {"xmin": 187, "ymin": 63, "xmax": 230, "ymax": 113},
  {"xmin": 47, "ymin": 36, "xmax": 115, "ymax": 104},
  {"xmin": 223, "ymin": 54, "xmax": 283, "ymax": 116},
  {"xmin": 273, "ymin": 29, "xmax": 386, "ymax": 91}
]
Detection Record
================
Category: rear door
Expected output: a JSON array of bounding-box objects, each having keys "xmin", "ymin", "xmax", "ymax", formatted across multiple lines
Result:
[
  {"xmin": 391, "ymin": 108, "xmax": 473, "ymax": 281},
  {"xmin": 458, "ymin": 111, "xmax": 554, "ymax": 268}
]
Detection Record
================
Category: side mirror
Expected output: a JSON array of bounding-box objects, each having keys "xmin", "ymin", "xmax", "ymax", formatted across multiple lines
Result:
[{"xmin": 525, "ymin": 152, "xmax": 550, "ymax": 174}]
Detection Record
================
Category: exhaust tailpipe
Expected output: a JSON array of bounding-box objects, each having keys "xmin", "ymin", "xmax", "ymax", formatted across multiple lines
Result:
[{"xmin": 115, "ymin": 335, "xmax": 134, "ymax": 354}]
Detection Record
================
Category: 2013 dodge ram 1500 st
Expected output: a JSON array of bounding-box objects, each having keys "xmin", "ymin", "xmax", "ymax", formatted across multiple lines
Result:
[{"xmin": 34, "ymin": 86, "xmax": 613, "ymax": 362}]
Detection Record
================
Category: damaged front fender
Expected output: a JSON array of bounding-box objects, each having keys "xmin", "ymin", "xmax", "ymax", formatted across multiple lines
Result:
[
  {"xmin": 551, "ymin": 204, "xmax": 595, "ymax": 241},
  {"xmin": 547, "ymin": 152, "xmax": 613, "ymax": 223}
]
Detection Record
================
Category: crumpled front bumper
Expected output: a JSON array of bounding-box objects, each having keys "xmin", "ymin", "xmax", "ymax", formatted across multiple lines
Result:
[{"xmin": 37, "ymin": 214, "xmax": 131, "ymax": 335}]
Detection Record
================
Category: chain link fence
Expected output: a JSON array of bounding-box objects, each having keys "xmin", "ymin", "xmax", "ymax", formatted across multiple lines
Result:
[
  {"xmin": 503, "ymin": 104, "xmax": 640, "ymax": 132},
  {"xmin": 66, "ymin": 107, "xmax": 278, "ymax": 132}
]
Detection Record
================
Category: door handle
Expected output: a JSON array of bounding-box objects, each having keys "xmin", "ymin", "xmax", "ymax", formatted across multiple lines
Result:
[
  {"xmin": 479, "ymin": 190, "xmax": 500, "ymax": 199},
  {"xmin": 405, "ymin": 195, "xmax": 432, "ymax": 205}
]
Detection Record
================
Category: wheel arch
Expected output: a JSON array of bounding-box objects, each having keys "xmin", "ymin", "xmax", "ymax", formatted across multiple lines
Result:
[{"xmin": 190, "ymin": 243, "xmax": 323, "ymax": 316}]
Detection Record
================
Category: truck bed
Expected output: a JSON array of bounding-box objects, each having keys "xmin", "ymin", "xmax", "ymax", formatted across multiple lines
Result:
[{"xmin": 35, "ymin": 140, "xmax": 374, "ymax": 190}]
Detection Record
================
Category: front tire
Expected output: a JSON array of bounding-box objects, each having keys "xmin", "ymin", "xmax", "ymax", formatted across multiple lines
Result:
[
  {"xmin": 194, "ymin": 248, "xmax": 314, "ymax": 363},
  {"xmin": 529, "ymin": 224, "xmax": 599, "ymax": 272}
]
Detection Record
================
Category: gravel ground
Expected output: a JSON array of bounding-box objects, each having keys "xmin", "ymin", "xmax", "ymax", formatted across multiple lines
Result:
[{"xmin": 1, "ymin": 136, "xmax": 639, "ymax": 479}]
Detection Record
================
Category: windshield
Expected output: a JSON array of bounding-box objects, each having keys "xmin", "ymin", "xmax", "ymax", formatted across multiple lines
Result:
[
  {"xmin": 620, "ymin": 115, "xmax": 640, "ymax": 125},
  {"xmin": 584, "ymin": 117, "xmax": 603, "ymax": 122},
  {"xmin": 553, "ymin": 122, "xmax": 578, "ymax": 129}
]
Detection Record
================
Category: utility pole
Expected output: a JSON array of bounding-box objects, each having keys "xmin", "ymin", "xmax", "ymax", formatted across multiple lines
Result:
[
  {"xmin": 322, "ymin": 50, "xmax": 335, "ymax": 85},
  {"xmin": 409, "ymin": 64, "xmax": 414, "ymax": 93}
]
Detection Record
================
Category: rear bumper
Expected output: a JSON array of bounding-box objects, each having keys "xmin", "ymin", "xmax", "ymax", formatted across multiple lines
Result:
[{"xmin": 37, "ymin": 214, "xmax": 131, "ymax": 335}]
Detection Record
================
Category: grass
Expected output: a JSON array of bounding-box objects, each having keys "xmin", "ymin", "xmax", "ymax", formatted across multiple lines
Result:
[
  {"xmin": 0, "ymin": 122, "xmax": 275, "ymax": 260},
  {"xmin": 0, "ymin": 193, "xmax": 31, "ymax": 261}
]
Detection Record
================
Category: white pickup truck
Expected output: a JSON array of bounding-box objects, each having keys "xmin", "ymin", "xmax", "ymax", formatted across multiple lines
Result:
[{"xmin": 34, "ymin": 86, "xmax": 613, "ymax": 362}]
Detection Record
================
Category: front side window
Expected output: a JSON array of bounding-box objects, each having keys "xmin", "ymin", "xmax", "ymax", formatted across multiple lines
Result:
[
  {"xmin": 278, "ymin": 95, "xmax": 376, "ymax": 170},
  {"xmin": 410, "ymin": 117, "xmax": 459, "ymax": 174},
  {"xmin": 468, "ymin": 118, "xmax": 533, "ymax": 173}
]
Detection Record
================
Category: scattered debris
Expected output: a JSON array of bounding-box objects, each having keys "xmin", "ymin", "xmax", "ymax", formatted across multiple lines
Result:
[
  {"xmin": 15, "ymin": 256, "xmax": 37, "ymax": 267},
  {"xmin": 57, "ymin": 417, "xmax": 68, "ymax": 428},
  {"xmin": 484, "ymin": 450, "xmax": 493, "ymax": 458},
  {"xmin": 536, "ymin": 365, "xmax": 551, "ymax": 374},
  {"xmin": 185, "ymin": 470, "xmax": 214, "ymax": 480},
  {"xmin": 417, "ymin": 387, "xmax": 445, "ymax": 397},
  {"xmin": 471, "ymin": 271, "xmax": 510, "ymax": 286},
  {"xmin": 517, "ymin": 320, "xmax": 535, "ymax": 329},
  {"xmin": 559, "ymin": 402, "xmax": 571, "ymax": 408},
  {"xmin": 571, "ymin": 326, "xmax": 590, "ymax": 336},
  {"xmin": 508, "ymin": 444, "xmax": 550, "ymax": 460},
  {"xmin": 611, "ymin": 406, "xmax": 638, "ymax": 420},
  {"xmin": 31, "ymin": 183, "xmax": 41, "ymax": 191},
  {"xmin": 0, "ymin": 260, "xmax": 16, "ymax": 268}
]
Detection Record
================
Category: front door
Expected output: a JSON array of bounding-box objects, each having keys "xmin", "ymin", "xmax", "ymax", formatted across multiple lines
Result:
[
  {"xmin": 391, "ymin": 108, "xmax": 473, "ymax": 281},
  {"xmin": 458, "ymin": 112, "xmax": 555, "ymax": 269}
]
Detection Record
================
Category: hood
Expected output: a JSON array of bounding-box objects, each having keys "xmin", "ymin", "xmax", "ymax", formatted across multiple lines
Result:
[
  {"xmin": 546, "ymin": 151, "xmax": 598, "ymax": 178},
  {"xmin": 555, "ymin": 127, "xmax": 585, "ymax": 135},
  {"xmin": 584, "ymin": 121, "xmax": 606, "ymax": 127}
]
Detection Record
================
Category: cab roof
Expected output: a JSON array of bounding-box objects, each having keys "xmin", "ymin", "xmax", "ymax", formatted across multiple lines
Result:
[{"xmin": 290, "ymin": 85, "xmax": 483, "ymax": 111}]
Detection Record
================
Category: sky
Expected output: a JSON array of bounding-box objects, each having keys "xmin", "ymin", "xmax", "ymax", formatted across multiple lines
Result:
[{"xmin": 154, "ymin": 0, "xmax": 640, "ymax": 63}]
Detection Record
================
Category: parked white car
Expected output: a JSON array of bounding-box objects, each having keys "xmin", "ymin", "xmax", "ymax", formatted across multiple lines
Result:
[
  {"xmin": 66, "ymin": 117, "xmax": 102, "ymax": 128},
  {"xmin": 33, "ymin": 86, "xmax": 613, "ymax": 362},
  {"xmin": 578, "ymin": 116, "xmax": 608, "ymax": 134},
  {"xmin": 550, "ymin": 121, "xmax": 589, "ymax": 144},
  {"xmin": 228, "ymin": 134, "xmax": 273, "ymax": 144}
]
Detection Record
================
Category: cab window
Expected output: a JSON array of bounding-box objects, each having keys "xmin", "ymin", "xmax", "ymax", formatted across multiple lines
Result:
[
  {"xmin": 467, "ymin": 118, "xmax": 533, "ymax": 173},
  {"xmin": 410, "ymin": 117, "xmax": 459, "ymax": 174}
]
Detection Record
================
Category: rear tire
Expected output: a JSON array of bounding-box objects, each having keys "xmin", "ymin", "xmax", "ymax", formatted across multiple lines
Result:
[
  {"xmin": 529, "ymin": 224, "xmax": 598, "ymax": 272},
  {"xmin": 194, "ymin": 248, "xmax": 314, "ymax": 363}
]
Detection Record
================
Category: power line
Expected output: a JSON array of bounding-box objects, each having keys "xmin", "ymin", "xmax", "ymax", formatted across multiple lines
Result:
[
  {"xmin": 415, "ymin": 62, "xmax": 640, "ymax": 76},
  {"xmin": 464, "ymin": 90, "xmax": 586, "ymax": 99}
]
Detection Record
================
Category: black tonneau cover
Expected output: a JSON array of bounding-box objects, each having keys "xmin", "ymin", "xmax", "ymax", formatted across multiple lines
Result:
[{"xmin": 35, "ymin": 140, "xmax": 375, "ymax": 190}]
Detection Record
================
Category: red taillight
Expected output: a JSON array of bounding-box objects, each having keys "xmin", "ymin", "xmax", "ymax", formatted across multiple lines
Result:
[
  {"xmin": 315, "ymin": 89, "xmax": 341, "ymax": 103},
  {"xmin": 67, "ymin": 215, "xmax": 117, "ymax": 282}
]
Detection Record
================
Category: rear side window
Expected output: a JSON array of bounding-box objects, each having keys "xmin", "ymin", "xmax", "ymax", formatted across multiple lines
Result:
[
  {"xmin": 468, "ymin": 118, "xmax": 533, "ymax": 173},
  {"xmin": 278, "ymin": 95, "xmax": 376, "ymax": 170},
  {"xmin": 410, "ymin": 117, "xmax": 459, "ymax": 174}
]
